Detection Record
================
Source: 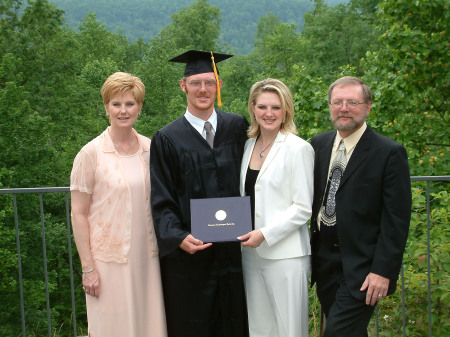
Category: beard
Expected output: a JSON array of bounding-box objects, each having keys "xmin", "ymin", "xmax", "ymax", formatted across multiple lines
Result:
[{"xmin": 331, "ymin": 110, "xmax": 369, "ymax": 132}]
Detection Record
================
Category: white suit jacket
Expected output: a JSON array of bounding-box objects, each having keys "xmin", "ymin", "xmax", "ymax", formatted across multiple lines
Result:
[{"xmin": 240, "ymin": 132, "xmax": 314, "ymax": 260}]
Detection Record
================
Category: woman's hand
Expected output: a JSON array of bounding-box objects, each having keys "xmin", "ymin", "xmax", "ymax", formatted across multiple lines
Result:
[
  {"xmin": 238, "ymin": 230, "xmax": 265, "ymax": 248},
  {"xmin": 82, "ymin": 269, "xmax": 100, "ymax": 298}
]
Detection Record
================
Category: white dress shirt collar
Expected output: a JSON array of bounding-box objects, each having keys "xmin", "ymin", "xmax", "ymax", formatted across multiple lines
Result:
[
  {"xmin": 184, "ymin": 109, "xmax": 217, "ymax": 138},
  {"xmin": 333, "ymin": 122, "xmax": 367, "ymax": 160}
]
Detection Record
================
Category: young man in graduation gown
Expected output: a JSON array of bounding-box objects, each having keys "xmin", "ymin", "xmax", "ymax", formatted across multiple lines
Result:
[{"xmin": 150, "ymin": 50, "xmax": 249, "ymax": 337}]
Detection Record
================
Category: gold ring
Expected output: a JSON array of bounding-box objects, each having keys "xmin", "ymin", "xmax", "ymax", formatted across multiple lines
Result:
[{"xmin": 378, "ymin": 293, "xmax": 382, "ymax": 298}]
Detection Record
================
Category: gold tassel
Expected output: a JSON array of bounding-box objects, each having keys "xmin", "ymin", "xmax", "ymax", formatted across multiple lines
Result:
[{"xmin": 211, "ymin": 51, "xmax": 222, "ymax": 106}]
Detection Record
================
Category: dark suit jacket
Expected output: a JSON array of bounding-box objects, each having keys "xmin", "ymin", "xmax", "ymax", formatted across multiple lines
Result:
[{"xmin": 310, "ymin": 126, "xmax": 411, "ymax": 300}]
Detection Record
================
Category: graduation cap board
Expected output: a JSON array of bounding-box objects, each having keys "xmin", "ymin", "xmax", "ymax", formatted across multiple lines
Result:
[{"xmin": 169, "ymin": 50, "xmax": 233, "ymax": 106}]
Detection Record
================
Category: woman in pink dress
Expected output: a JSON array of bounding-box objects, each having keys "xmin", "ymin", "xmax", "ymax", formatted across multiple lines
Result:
[{"xmin": 70, "ymin": 72, "xmax": 167, "ymax": 336}]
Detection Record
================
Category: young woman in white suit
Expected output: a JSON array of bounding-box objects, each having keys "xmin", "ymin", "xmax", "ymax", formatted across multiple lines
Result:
[{"xmin": 238, "ymin": 78, "xmax": 314, "ymax": 337}]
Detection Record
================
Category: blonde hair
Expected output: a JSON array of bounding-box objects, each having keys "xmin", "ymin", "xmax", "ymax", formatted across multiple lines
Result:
[
  {"xmin": 101, "ymin": 72, "xmax": 145, "ymax": 106},
  {"xmin": 247, "ymin": 78, "xmax": 297, "ymax": 138}
]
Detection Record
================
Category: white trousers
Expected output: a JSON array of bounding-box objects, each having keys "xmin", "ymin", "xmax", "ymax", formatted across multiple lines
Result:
[{"xmin": 242, "ymin": 246, "xmax": 311, "ymax": 337}]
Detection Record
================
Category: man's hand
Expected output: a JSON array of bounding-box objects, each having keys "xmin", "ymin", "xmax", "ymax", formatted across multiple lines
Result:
[
  {"xmin": 360, "ymin": 272, "xmax": 390, "ymax": 306},
  {"xmin": 179, "ymin": 234, "xmax": 212, "ymax": 254},
  {"xmin": 238, "ymin": 230, "xmax": 265, "ymax": 248}
]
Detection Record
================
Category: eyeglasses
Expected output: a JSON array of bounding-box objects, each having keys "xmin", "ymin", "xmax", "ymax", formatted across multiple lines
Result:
[
  {"xmin": 330, "ymin": 101, "xmax": 365, "ymax": 109},
  {"xmin": 186, "ymin": 80, "xmax": 217, "ymax": 88}
]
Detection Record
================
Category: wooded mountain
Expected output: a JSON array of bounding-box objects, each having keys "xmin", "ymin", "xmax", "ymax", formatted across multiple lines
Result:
[{"xmin": 50, "ymin": 0, "xmax": 346, "ymax": 54}]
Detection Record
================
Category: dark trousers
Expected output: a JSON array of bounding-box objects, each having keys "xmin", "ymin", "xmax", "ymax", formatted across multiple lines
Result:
[
  {"xmin": 160, "ymin": 243, "xmax": 249, "ymax": 337},
  {"xmin": 315, "ymin": 240, "xmax": 375, "ymax": 337}
]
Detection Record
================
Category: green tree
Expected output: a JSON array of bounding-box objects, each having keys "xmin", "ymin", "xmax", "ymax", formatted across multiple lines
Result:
[
  {"xmin": 133, "ymin": 28, "xmax": 183, "ymax": 136},
  {"xmin": 77, "ymin": 12, "xmax": 127, "ymax": 68},
  {"xmin": 168, "ymin": 0, "xmax": 222, "ymax": 51},
  {"xmin": 253, "ymin": 13, "xmax": 303, "ymax": 80},
  {"xmin": 0, "ymin": 0, "xmax": 22, "ymax": 54},
  {"xmin": 362, "ymin": 0, "xmax": 449, "ymax": 176},
  {"xmin": 299, "ymin": 0, "xmax": 382, "ymax": 80},
  {"xmin": 219, "ymin": 53, "xmax": 259, "ymax": 116}
]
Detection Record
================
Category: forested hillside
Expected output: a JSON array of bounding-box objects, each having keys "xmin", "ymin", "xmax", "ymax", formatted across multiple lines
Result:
[
  {"xmin": 0, "ymin": 0, "xmax": 448, "ymax": 336},
  {"xmin": 50, "ymin": 0, "xmax": 346, "ymax": 54}
]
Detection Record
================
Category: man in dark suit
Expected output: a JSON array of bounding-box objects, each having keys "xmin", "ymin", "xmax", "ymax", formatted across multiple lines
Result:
[{"xmin": 310, "ymin": 76, "xmax": 411, "ymax": 336}]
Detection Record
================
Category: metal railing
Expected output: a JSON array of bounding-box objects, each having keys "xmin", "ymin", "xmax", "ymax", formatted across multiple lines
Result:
[
  {"xmin": 374, "ymin": 176, "xmax": 449, "ymax": 337},
  {"xmin": 0, "ymin": 176, "xmax": 448, "ymax": 337},
  {"xmin": 0, "ymin": 187, "xmax": 77, "ymax": 337}
]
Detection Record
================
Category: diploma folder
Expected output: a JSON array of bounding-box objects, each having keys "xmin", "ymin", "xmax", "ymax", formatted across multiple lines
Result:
[{"xmin": 190, "ymin": 196, "xmax": 252, "ymax": 243}]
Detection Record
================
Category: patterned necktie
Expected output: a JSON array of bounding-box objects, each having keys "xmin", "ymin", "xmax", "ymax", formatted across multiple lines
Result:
[
  {"xmin": 320, "ymin": 140, "xmax": 347, "ymax": 231},
  {"xmin": 204, "ymin": 121, "xmax": 214, "ymax": 149}
]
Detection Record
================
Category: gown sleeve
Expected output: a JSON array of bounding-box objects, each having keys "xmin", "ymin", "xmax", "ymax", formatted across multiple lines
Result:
[{"xmin": 150, "ymin": 130, "xmax": 189, "ymax": 258}]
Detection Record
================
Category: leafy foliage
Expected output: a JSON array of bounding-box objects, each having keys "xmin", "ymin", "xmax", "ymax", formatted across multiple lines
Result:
[
  {"xmin": 362, "ymin": 0, "xmax": 449, "ymax": 176},
  {"xmin": 253, "ymin": 13, "xmax": 304, "ymax": 80},
  {"xmin": 373, "ymin": 188, "xmax": 450, "ymax": 336},
  {"xmin": 300, "ymin": 0, "xmax": 382, "ymax": 81}
]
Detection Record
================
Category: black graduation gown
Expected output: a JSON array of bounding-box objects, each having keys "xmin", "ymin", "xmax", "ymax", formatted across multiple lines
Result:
[{"xmin": 150, "ymin": 110, "xmax": 249, "ymax": 337}]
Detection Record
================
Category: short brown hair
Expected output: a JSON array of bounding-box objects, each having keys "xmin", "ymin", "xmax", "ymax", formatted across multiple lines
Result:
[
  {"xmin": 328, "ymin": 76, "xmax": 372, "ymax": 104},
  {"xmin": 247, "ymin": 78, "xmax": 297, "ymax": 138}
]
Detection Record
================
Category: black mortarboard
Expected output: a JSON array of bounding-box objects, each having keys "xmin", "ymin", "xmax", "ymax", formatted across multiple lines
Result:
[
  {"xmin": 169, "ymin": 50, "xmax": 233, "ymax": 106},
  {"xmin": 169, "ymin": 50, "xmax": 233, "ymax": 77}
]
